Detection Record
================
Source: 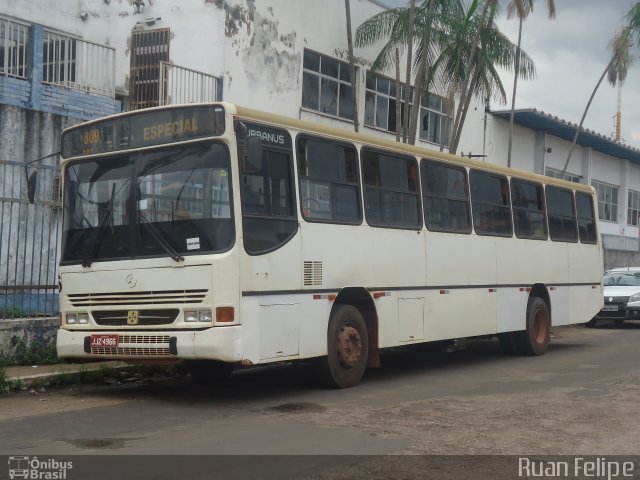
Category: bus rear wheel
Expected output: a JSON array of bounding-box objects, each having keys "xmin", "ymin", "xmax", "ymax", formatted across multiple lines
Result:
[
  {"xmin": 514, "ymin": 296, "xmax": 550, "ymax": 356},
  {"xmin": 316, "ymin": 304, "xmax": 368, "ymax": 388}
]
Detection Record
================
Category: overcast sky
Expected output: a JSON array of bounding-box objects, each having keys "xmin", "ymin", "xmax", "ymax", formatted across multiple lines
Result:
[{"xmin": 379, "ymin": 0, "xmax": 640, "ymax": 149}]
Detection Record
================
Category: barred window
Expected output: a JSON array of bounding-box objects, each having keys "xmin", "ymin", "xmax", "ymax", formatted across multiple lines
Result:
[
  {"xmin": 302, "ymin": 50, "xmax": 354, "ymax": 121},
  {"xmin": 0, "ymin": 17, "xmax": 29, "ymax": 79},
  {"xmin": 545, "ymin": 168, "xmax": 581, "ymax": 184},
  {"xmin": 592, "ymin": 180, "xmax": 618, "ymax": 222},
  {"xmin": 364, "ymin": 71, "xmax": 412, "ymax": 133},
  {"xmin": 43, "ymin": 31, "xmax": 77, "ymax": 85},
  {"xmin": 419, "ymin": 94, "xmax": 453, "ymax": 147},
  {"xmin": 628, "ymin": 190, "xmax": 640, "ymax": 226}
]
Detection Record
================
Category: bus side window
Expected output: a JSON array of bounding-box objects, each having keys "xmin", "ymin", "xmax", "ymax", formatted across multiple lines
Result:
[
  {"xmin": 511, "ymin": 179, "xmax": 548, "ymax": 240},
  {"xmin": 296, "ymin": 137, "xmax": 361, "ymax": 224},
  {"xmin": 576, "ymin": 191, "xmax": 597, "ymax": 244},
  {"xmin": 362, "ymin": 149, "xmax": 421, "ymax": 230},
  {"xmin": 546, "ymin": 186, "xmax": 578, "ymax": 242},
  {"xmin": 469, "ymin": 170, "xmax": 513, "ymax": 237},
  {"xmin": 421, "ymin": 159, "xmax": 471, "ymax": 233}
]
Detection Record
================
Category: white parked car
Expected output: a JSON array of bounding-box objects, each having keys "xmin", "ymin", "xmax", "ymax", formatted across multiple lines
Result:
[{"xmin": 591, "ymin": 267, "xmax": 640, "ymax": 326}]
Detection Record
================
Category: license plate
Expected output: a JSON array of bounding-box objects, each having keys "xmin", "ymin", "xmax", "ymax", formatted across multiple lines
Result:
[
  {"xmin": 90, "ymin": 334, "xmax": 119, "ymax": 348},
  {"xmin": 602, "ymin": 305, "xmax": 619, "ymax": 312}
]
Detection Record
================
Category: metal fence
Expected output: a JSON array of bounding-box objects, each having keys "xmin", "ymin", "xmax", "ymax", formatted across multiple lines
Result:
[
  {"xmin": 0, "ymin": 159, "xmax": 61, "ymax": 319},
  {"xmin": 43, "ymin": 29, "xmax": 115, "ymax": 97},
  {"xmin": 0, "ymin": 17, "xmax": 30, "ymax": 79},
  {"xmin": 159, "ymin": 61, "xmax": 222, "ymax": 106}
]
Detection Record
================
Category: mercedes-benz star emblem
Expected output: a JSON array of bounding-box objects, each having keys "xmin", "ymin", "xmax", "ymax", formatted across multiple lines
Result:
[{"xmin": 126, "ymin": 274, "xmax": 137, "ymax": 288}]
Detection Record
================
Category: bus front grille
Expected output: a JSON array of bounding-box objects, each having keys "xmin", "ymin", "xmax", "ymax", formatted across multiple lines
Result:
[
  {"xmin": 91, "ymin": 346, "xmax": 173, "ymax": 356},
  {"xmin": 93, "ymin": 309, "xmax": 179, "ymax": 326},
  {"xmin": 89, "ymin": 335, "xmax": 173, "ymax": 356},
  {"xmin": 68, "ymin": 289, "xmax": 207, "ymax": 307}
]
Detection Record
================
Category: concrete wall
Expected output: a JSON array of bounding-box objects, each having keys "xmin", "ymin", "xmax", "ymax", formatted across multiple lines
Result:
[{"xmin": 0, "ymin": 317, "xmax": 59, "ymax": 358}]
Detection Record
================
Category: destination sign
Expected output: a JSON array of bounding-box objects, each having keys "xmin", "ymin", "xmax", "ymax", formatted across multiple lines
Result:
[{"xmin": 61, "ymin": 105, "xmax": 226, "ymax": 158}]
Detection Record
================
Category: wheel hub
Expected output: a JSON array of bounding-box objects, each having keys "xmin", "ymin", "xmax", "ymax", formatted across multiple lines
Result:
[
  {"xmin": 337, "ymin": 325, "xmax": 362, "ymax": 368},
  {"xmin": 533, "ymin": 310, "xmax": 547, "ymax": 344}
]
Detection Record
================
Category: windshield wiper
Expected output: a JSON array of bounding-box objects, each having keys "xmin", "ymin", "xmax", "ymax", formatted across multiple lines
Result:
[
  {"xmin": 81, "ymin": 184, "xmax": 115, "ymax": 268},
  {"xmin": 138, "ymin": 211, "xmax": 184, "ymax": 263}
]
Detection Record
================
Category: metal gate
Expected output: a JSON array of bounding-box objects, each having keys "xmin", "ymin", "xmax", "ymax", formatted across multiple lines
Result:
[
  {"xmin": 0, "ymin": 159, "xmax": 61, "ymax": 319},
  {"xmin": 129, "ymin": 28, "xmax": 170, "ymax": 110}
]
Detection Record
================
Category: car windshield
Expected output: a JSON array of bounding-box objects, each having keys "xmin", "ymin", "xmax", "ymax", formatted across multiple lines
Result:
[
  {"xmin": 603, "ymin": 271, "xmax": 640, "ymax": 287},
  {"xmin": 61, "ymin": 142, "xmax": 233, "ymax": 264}
]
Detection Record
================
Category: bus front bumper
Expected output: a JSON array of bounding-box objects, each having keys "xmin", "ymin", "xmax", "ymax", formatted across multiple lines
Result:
[{"xmin": 56, "ymin": 326, "xmax": 243, "ymax": 363}]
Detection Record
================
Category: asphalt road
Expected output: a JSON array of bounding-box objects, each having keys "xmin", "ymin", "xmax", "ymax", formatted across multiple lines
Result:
[{"xmin": 1, "ymin": 322, "xmax": 640, "ymax": 479}]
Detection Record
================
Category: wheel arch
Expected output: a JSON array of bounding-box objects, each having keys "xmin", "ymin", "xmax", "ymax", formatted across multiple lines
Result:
[
  {"xmin": 333, "ymin": 287, "xmax": 380, "ymax": 368},
  {"xmin": 530, "ymin": 283, "xmax": 551, "ymax": 320}
]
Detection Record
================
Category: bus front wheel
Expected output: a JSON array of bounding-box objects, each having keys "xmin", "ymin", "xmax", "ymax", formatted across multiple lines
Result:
[
  {"xmin": 316, "ymin": 304, "xmax": 368, "ymax": 388},
  {"xmin": 514, "ymin": 296, "xmax": 550, "ymax": 356}
]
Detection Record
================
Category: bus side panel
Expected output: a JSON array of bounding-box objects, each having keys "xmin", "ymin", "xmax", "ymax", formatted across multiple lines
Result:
[
  {"xmin": 546, "ymin": 242, "xmax": 571, "ymax": 325},
  {"xmin": 496, "ymin": 237, "xmax": 551, "ymax": 333},
  {"xmin": 568, "ymin": 242, "xmax": 604, "ymax": 325},
  {"xmin": 425, "ymin": 233, "xmax": 497, "ymax": 340}
]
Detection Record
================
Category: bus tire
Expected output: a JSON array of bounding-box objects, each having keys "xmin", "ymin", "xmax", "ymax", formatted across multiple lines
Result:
[
  {"xmin": 514, "ymin": 296, "xmax": 550, "ymax": 356},
  {"xmin": 316, "ymin": 304, "xmax": 368, "ymax": 388}
]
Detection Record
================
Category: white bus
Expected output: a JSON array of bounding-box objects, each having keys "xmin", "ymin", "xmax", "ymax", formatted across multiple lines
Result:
[{"xmin": 55, "ymin": 103, "xmax": 603, "ymax": 388}]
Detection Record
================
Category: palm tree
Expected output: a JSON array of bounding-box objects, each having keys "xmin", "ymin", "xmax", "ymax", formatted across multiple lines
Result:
[
  {"xmin": 445, "ymin": 0, "xmax": 536, "ymax": 154},
  {"xmin": 506, "ymin": 0, "xmax": 556, "ymax": 167},
  {"xmin": 562, "ymin": 25, "xmax": 634, "ymax": 173},
  {"xmin": 344, "ymin": 0, "xmax": 359, "ymax": 132}
]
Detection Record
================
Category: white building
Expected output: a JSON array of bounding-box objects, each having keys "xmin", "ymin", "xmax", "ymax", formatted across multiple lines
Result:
[{"xmin": 1, "ymin": 0, "xmax": 639, "ymax": 315}]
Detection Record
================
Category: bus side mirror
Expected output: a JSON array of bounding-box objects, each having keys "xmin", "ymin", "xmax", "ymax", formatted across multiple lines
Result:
[
  {"xmin": 243, "ymin": 136, "xmax": 263, "ymax": 173},
  {"xmin": 26, "ymin": 170, "xmax": 38, "ymax": 204}
]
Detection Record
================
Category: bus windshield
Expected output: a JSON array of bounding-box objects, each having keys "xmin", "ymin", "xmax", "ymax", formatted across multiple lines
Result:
[{"xmin": 61, "ymin": 142, "xmax": 233, "ymax": 264}]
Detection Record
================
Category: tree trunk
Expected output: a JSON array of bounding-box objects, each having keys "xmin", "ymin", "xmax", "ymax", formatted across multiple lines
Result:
[
  {"xmin": 408, "ymin": 0, "xmax": 437, "ymax": 145},
  {"xmin": 507, "ymin": 17, "xmax": 523, "ymax": 167},
  {"xmin": 402, "ymin": 0, "xmax": 416, "ymax": 143},
  {"xmin": 561, "ymin": 56, "xmax": 614, "ymax": 174},
  {"xmin": 344, "ymin": 0, "xmax": 359, "ymax": 132},
  {"xmin": 450, "ymin": 0, "xmax": 496, "ymax": 154},
  {"xmin": 395, "ymin": 48, "xmax": 402, "ymax": 142}
]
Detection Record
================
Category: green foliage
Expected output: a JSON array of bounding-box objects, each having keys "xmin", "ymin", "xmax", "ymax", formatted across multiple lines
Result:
[
  {"xmin": 1, "ymin": 339, "xmax": 58, "ymax": 367},
  {"xmin": 0, "ymin": 366, "xmax": 9, "ymax": 395},
  {"xmin": 2, "ymin": 307, "xmax": 28, "ymax": 319}
]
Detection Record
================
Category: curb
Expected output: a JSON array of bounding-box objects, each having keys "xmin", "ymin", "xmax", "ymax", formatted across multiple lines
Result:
[{"xmin": 5, "ymin": 361, "xmax": 128, "ymax": 385}]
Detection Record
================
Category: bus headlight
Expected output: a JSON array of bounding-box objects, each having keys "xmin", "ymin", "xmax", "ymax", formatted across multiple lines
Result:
[
  {"xmin": 185, "ymin": 310, "xmax": 198, "ymax": 322},
  {"xmin": 66, "ymin": 313, "xmax": 77, "ymax": 324},
  {"xmin": 78, "ymin": 313, "xmax": 89, "ymax": 324},
  {"xmin": 198, "ymin": 310, "xmax": 213, "ymax": 323}
]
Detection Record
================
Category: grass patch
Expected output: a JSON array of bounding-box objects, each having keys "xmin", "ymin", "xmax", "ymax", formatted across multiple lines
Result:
[
  {"xmin": 1, "ymin": 307, "xmax": 28, "ymax": 320},
  {"xmin": 0, "ymin": 339, "xmax": 58, "ymax": 368}
]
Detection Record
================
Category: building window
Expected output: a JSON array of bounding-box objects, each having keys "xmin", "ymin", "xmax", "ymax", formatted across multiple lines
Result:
[
  {"xmin": 302, "ymin": 50, "xmax": 354, "ymax": 121},
  {"xmin": 419, "ymin": 94, "xmax": 453, "ymax": 147},
  {"xmin": 364, "ymin": 71, "xmax": 412, "ymax": 133},
  {"xmin": 43, "ymin": 31, "xmax": 77, "ymax": 86},
  {"xmin": 0, "ymin": 17, "xmax": 29, "ymax": 79},
  {"xmin": 628, "ymin": 190, "xmax": 640, "ymax": 226},
  {"xmin": 129, "ymin": 28, "xmax": 171, "ymax": 111},
  {"xmin": 592, "ymin": 180, "xmax": 618, "ymax": 222},
  {"xmin": 545, "ymin": 168, "xmax": 581, "ymax": 184}
]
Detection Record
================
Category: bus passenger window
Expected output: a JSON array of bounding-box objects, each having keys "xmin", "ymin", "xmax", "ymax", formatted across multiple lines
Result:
[
  {"xmin": 511, "ymin": 179, "xmax": 548, "ymax": 240},
  {"xmin": 576, "ymin": 192, "xmax": 597, "ymax": 244},
  {"xmin": 469, "ymin": 170, "xmax": 513, "ymax": 236},
  {"xmin": 297, "ymin": 137, "xmax": 361, "ymax": 223},
  {"xmin": 421, "ymin": 160, "xmax": 471, "ymax": 233},
  {"xmin": 362, "ymin": 150, "xmax": 421, "ymax": 229},
  {"xmin": 546, "ymin": 186, "xmax": 578, "ymax": 242}
]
